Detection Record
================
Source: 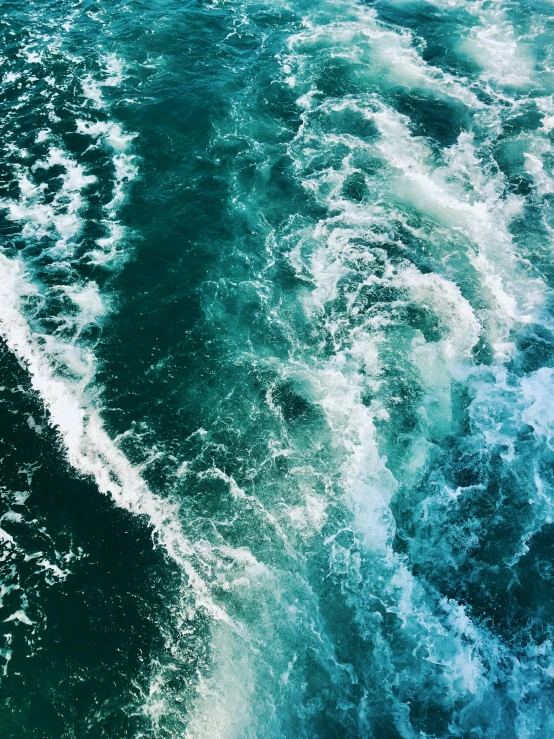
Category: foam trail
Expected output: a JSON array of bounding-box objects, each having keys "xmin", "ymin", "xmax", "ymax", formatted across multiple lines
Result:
[
  {"xmin": 0, "ymin": 254, "xmax": 233, "ymax": 624},
  {"xmin": 0, "ymin": 4, "xmax": 231, "ymax": 632},
  {"xmin": 176, "ymin": 1, "xmax": 509, "ymax": 733},
  {"xmin": 190, "ymin": 0, "xmax": 554, "ymax": 733}
]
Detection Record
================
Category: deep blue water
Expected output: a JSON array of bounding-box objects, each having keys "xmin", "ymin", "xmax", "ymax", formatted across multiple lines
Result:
[{"xmin": 2, "ymin": 1, "xmax": 554, "ymax": 737}]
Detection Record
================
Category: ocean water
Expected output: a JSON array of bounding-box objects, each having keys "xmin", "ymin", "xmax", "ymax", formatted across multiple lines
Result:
[{"xmin": 1, "ymin": 0, "xmax": 554, "ymax": 736}]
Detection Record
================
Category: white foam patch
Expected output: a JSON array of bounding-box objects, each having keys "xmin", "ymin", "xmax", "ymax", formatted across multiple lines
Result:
[
  {"xmin": 369, "ymin": 105, "xmax": 546, "ymax": 355},
  {"xmin": 81, "ymin": 75, "xmax": 104, "ymax": 107},
  {"xmin": 537, "ymin": 96, "xmax": 554, "ymax": 134},
  {"xmin": 26, "ymin": 415, "xmax": 43, "ymax": 435},
  {"xmin": 60, "ymin": 282, "xmax": 108, "ymax": 324},
  {"xmin": 285, "ymin": 3, "xmax": 482, "ymax": 109},
  {"xmin": 461, "ymin": 4, "xmax": 534, "ymax": 88},
  {"xmin": 521, "ymin": 368, "xmax": 554, "ymax": 451},
  {"xmin": 38, "ymin": 147, "xmax": 97, "ymax": 190},
  {"xmin": 525, "ymin": 152, "xmax": 554, "ymax": 196},
  {"xmin": 282, "ymin": 42, "xmax": 547, "ymax": 360},
  {"xmin": 1, "ymin": 146, "xmax": 96, "ymax": 256},
  {"xmin": 403, "ymin": 268, "xmax": 481, "ymax": 355},
  {"xmin": 102, "ymin": 53, "xmax": 126, "ymax": 88},
  {"xmin": 75, "ymin": 119, "xmax": 138, "ymax": 265},
  {"xmin": 76, "ymin": 119, "xmax": 136, "ymax": 152},
  {"xmin": 81, "ymin": 54, "xmax": 128, "ymax": 108},
  {"xmin": 182, "ymin": 624, "xmax": 256, "ymax": 739},
  {"xmin": 4, "ymin": 610, "xmax": 34, "ymax": 626},
  {"xmin": 401, "ymin": 267, "xmax": 481, "ymax": 438},
  {"xmin": 420, "ymin": 0, "xmax": 536, "ymax": 90}
]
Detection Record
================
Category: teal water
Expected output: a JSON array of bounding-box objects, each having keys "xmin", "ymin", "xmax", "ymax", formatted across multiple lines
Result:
[{"xmin": 2, "ymin": 0, "xmax": 554, "ymax": 736}]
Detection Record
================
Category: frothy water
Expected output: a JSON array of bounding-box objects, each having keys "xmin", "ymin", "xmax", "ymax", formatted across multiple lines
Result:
[{"xmin": 2, "ymin": 0, "xmax": 554, "ymax": 737}]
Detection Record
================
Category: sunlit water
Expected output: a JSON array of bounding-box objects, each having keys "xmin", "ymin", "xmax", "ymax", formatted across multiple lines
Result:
[{"xmin": 2, "ymin": 1, "xmax": 554, "ymax": 737}]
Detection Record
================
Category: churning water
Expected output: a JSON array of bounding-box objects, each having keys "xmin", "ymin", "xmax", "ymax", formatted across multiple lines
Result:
[{"xmin": 2, "ymin": 0, "xmax": 554, "ymax": 737}]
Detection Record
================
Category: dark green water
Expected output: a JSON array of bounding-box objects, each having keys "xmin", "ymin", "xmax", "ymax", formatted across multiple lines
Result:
[{"xmin": 2, "ymin": 0, "xmax": 554, "ymax": 736}]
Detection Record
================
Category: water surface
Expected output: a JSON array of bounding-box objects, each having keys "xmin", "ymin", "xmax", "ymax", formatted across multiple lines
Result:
[{"xmin": 2, "ymin": 1, "xmax": 554, "ymax": 737}]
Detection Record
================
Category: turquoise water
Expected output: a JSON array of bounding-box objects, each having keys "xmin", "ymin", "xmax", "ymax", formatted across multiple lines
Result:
[{"xmin": 2, "ymin": 0, "xmax": 554, "ymax": 736}]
